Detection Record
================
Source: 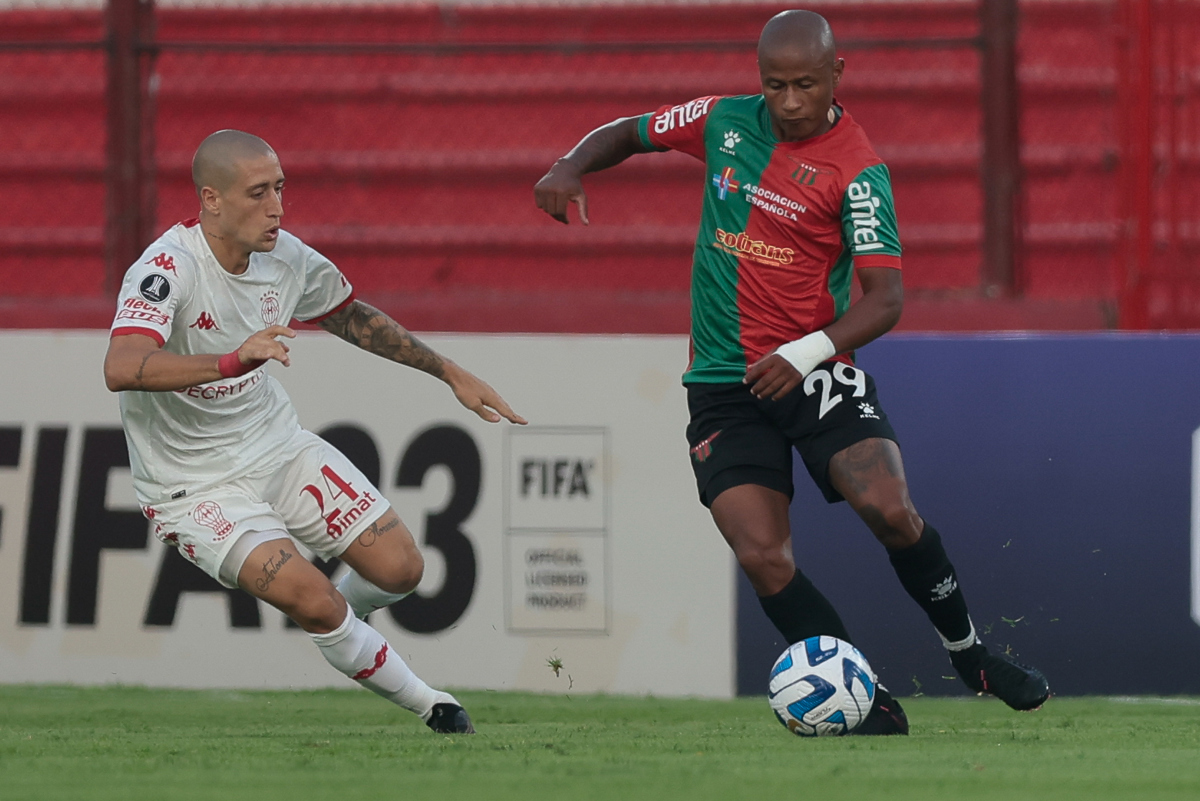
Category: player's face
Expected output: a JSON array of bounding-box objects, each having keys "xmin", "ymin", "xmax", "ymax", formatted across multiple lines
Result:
[
  {"xmin": 758, "ymin": 48, "xmax": 844, "ymax": 142},
  {"xmin": 219, "ymin": 154, "xmax": 286, "ymax": 253}
]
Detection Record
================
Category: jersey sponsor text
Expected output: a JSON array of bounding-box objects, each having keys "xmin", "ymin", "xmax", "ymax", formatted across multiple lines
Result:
[
  {"xmin": 653, "ymin": 97, "xmax": 715, "ymax": 134},
  {"xmin": 714, "ymin": 228, "xmax": 795, "ymax": 266},
  {"xmin": 173, "ymin": 371, "xmax": 263, "ymax": 400},
  {"xmin": 741, "ymin": 183, "xmax": 806, "ymax": 220},
  {"xmin": 846, "ymin": 180, "xmax": 886, "ymax": 251}
]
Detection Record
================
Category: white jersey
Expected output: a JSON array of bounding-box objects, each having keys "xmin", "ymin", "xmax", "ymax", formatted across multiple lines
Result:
[{"xmin": 110, "ymin": 219, "xmax": 354, "ymax": 503}]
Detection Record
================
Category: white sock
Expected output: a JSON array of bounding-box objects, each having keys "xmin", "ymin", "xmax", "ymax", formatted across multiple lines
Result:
[
  {"xmin": 310, "ymin": 607, "xmax": 456, "ymax": 720},
  {"xmin": 336, "ymin": 570, "xmax": 413, "ymax": 619},
  {"xmin": 940, "ymin": 619, "xmax": 981, "ymax": 652}
]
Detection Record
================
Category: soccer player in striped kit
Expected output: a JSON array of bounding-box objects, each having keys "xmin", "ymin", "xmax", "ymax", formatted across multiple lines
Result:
[
  {"xmin": 534, "ymin": 9, "xmax": 1049, "ymax": 732},
  {"xmin": 105, "ymin": 130, "xmax": 526, "ymax": 733}
]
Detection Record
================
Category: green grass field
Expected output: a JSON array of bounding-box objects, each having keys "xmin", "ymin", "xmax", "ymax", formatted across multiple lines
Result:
[{"xmin": 2, "ymin": 687, "xmax": 1199, "ymax": 801}]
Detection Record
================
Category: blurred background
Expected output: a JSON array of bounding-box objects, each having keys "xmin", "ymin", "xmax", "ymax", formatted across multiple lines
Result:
[
  {"xmin": 1, "ymin": 0, "xmax": 1196, "ymax": 334},
  {"xmin": 3, "ymin": 0, "xmax": 1200, "ymax": 698}
]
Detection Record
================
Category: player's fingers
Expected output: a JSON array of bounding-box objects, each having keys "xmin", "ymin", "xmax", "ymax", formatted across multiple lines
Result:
[
  {"xmin": 471, "ymin": 400, "xmax": 502, "ymax": 423},
  {"xmin": 263, "ymin": 325, "xmax": 296, "ymax": 339},
  {"xmin": 489, "ymin": 395, "xmax": 528, "ymax": 425},
  {"xmin": 574, "ymin": 193, "xmax": 590, "ymax": 226},
  {"xmin": 770, "ymin": 376, "xmax": 801, "ymax": 401}
]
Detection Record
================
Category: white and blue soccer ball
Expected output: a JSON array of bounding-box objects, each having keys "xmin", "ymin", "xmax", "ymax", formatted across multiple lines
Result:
[{"xmin": 768, "ymin": 636, "xmax": 877, "ymax": 736}]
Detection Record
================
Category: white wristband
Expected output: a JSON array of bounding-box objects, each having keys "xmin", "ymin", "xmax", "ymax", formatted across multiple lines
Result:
[{"xmin": 774, "ymin": 331, "xmax": 836, "ymax": 377}]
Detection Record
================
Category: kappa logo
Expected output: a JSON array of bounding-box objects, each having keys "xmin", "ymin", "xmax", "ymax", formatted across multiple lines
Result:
[
  {"xmin": 146, "ymin": 252, "xmax": 177, "ymax": 273},
  {"xmin": 138, "ymin": 274, "xmax": 171, "ymax": 304},
  {"xmin": 189, "ymin": 311, "xmax": 220, "ymax": 331},
  {"xmin": 690, "ymin": 430, "xmax": 722, "ymax": 463},
  {"xmin": 711, "ymin": 167, "xmax": 740, "ymax": 200},
  {"xmin": 720, "ymin": 130, "xmax": 742, "ymax": 156}
]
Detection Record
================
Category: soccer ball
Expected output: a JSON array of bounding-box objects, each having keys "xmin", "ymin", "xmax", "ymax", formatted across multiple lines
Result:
[{"xmin": 768, "ymin": 636, "xmax": 877, "ymax": 736}]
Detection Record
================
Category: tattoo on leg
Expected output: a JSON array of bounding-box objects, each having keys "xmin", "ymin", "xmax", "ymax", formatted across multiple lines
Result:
[
  {"xmin": 356, "ymin": 515, "xmax": 399, "ymax": 548},
  {"xmin": 831, "ymin": 439, "xmax": 903, "ymax": 497},
  {"xmin": 255, "ymin": 548, "xmax": 294, "ymax": 593}
]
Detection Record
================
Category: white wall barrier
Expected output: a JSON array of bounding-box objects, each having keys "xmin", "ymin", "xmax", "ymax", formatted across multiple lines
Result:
[{"xmin": 0, "ymin": 332, "xmax": 734, "ymax": 697}]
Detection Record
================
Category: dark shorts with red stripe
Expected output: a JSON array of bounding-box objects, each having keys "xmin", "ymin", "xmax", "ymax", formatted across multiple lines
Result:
[{"xmin": 684, "ymin": 361, "xmax": 898, "ymax": 507}]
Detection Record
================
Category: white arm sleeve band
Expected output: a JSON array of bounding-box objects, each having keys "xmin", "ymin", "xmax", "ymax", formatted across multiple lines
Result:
[{"xmin": 774, "ymin": 331, "xmax": 836, "ymax": 378}]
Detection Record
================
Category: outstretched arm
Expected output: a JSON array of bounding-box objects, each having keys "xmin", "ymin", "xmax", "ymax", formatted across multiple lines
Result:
[
  {"xmin": 534, "ymin": 116, "xmax": 651, "ymax": 224},
  {"xmin": 317, "ymin": 300, "xmax": 527, "ymax": 424}
]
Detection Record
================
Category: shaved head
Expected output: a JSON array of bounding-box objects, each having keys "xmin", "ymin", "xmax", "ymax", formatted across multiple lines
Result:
[
  {"xmin": 192, "ymin": 130, "xmax": 277, "ymax": 195},
  {"xmin": 758, "ymin": 10, "xmax": 836, "ymax": 64}
]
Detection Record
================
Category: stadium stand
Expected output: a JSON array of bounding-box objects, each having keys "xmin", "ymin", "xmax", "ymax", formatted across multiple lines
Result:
[{"xmin": 0, "ymin": 2, "xmax": 1185, "ymax": 331}]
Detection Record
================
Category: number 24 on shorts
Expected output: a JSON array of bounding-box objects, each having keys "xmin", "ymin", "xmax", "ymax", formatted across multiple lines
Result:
[{"xmin": 301, "ymin": 464, "xmax": 361, "ymax": 538}]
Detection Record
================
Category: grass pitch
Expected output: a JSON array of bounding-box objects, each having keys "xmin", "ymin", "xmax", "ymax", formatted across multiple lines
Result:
[{"xmin": 2, "ymin": 687, "xmax": 1199, "ymax": 801}]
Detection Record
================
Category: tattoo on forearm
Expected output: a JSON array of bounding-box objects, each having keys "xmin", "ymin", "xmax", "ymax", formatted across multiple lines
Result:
[
  {"xmin": 357, "ymin": 515, "xmax": 400, "ymax": 548},
  {"xmin": 254, "ymin": 548, "xmax": 294, "ymax": 593},
  {"xmin": 134, "ymin": 351, "xmax": 154, "ymax": 390},
  {"xmin": 318, "ymin": 301, "xmax": 445, "ymax": 378}
]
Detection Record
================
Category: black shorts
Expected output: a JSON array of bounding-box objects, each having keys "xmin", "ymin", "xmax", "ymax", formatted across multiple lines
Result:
[{"xmin": 685, "ymin": 361, "xmax": 898, "ymax": 507}]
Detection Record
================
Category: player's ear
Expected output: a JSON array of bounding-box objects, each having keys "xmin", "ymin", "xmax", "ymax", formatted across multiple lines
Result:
[
  {"xmin": 200, "ymin": 185, "xmax": 221, "ymax": 216},
  {"xmin": 832, "ymin": 58, "xmax": 845, "ymax": 89}
]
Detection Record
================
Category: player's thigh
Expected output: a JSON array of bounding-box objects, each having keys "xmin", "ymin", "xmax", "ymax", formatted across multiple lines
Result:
[
  {"xmin": 828, "ymin": 437, "xmax": 921, "ymax": 544},
  {"xmin": 685, "ymin": 382, "xmax": 793, "ymax": 509},
  {"xmin": 236, "ymin": 536, "xmax": 346, "ymax": 633},
  {"xmin": 769, "ymin": 361, "xmax": 901, "ymax": 505},
  {"xmin": 266, "ymin": 431, "xmax": 396, "ymax": 565},
  {"xmin": 146, "ymin": 486, "xmax": 289, "ymax": 589},
  {"xmin": 337, "ymin": 508, "xmax": 425, "ymax": 593}
]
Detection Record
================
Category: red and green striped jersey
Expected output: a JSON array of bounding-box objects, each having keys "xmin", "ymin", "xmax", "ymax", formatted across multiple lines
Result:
[{"xmin": 637, "ymin": 94, "xmax": 902, "ymax": 383}]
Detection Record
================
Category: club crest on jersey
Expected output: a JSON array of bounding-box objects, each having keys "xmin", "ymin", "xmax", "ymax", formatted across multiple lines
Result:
[
  {"xmin": 138, "ymin": 274, "xmax": 171, "ymax": 303},
  {"xmin": 786, "ymin": 156, "xmax": 833, "ymax": 188},
  {"xmin": 712, "ymin": 167, "xmax": 740, "ymax": 200},
  {"xmin": 260, "ymin": 290, "xmax": 282, "ymax": 325}
]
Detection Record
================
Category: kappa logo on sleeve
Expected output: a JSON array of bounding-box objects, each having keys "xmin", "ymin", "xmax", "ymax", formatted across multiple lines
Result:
[
  {"xmin": 146, "ymin": 252, "xmax": 177, "ymax": 273},
  {"xmin": 138, "ymin": 274, "xmax": 171, "ymax": 303}
]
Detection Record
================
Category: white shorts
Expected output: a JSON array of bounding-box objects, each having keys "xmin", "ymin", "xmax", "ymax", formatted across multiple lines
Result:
[{"xmin": 143, "ymin": 429, "xmax": 392, "ymax": 588}]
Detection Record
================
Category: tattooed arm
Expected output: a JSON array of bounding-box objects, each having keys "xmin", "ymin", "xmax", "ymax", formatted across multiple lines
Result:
[{"xmin": 316, "ymin": 300, "xmax": 527, "ymax": 424}]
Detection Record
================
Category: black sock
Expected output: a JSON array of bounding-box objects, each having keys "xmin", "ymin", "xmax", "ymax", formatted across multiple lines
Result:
[
  {"xmin": 887, "ymin": 522, "xmax": 975, "ymax": 647},
  {"xmin": 758, "ymin": 569, "xmax": 854, "ymax": 645}
]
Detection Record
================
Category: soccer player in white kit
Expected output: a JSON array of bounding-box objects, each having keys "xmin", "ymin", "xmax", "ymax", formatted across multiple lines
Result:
[{"xmin": 103, "ymin": 130, "xmax": 527, "ymax": 733}]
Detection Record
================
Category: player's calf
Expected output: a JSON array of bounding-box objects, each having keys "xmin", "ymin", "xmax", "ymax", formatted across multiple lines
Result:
[{"xmin": 310, "ymin": 606, "xmax": 474, "ymax": 731}]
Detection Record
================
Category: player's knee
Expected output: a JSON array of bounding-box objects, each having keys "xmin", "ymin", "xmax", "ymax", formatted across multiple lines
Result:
[
  {"xmin": 287, "ymin": 584, "xmax": 347, "ymax": 633},
  {"xmin": 734, "ymin": 544, "xmax": 792, "ymax": 589},
  {"xmin": 375, "ymin": 550, "xmax": 424, "ymax": 595},
  {"xmin": 868, "ymin": 501, "xmax": 921, "ymax": 549}
]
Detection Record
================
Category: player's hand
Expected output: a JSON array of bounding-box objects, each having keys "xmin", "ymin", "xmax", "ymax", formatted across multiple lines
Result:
[
  {"xmin": 534, "ymin": 162, "xmax": 590, "ymax": 225},
  {"xmin": 744, "ymin": 353, "xmax": 805, "ymax": 401},
  {"xmin": 239, "ymin": 325, "xmax": 295, "ymax": 367},
  {"xmin": 445, "ymin": 364, "xmax": 528, "ymax": 425}
]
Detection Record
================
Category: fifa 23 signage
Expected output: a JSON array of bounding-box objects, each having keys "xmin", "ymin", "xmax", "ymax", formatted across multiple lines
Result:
[{"xmin": 0, "ymin": 423, "xmax": 481, "ymax": 634}]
